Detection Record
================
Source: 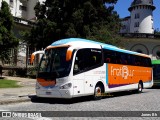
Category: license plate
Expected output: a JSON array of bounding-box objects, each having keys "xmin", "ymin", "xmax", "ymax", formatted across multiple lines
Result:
[{"xmin": 46, "ymin": 92, "xmax": 51, "ymax": 95}]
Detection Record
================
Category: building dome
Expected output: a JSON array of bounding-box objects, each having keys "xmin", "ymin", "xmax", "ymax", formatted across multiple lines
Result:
[
  {"xmin": 131, "ymin": 0, "xmax": 153, "ymax": 6},
  {"xmin": 129, "ymin": 0, "xmax": 155, "ymax": 11}
]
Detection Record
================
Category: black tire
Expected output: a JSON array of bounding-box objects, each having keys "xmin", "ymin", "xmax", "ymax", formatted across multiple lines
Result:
[
  {"xmin": 93, "ymin": 84, "xmax": 103, "ymax": 100},
  {"xmin": 137, "ymin": 82, "xmax": 143, "ymax": 93}
]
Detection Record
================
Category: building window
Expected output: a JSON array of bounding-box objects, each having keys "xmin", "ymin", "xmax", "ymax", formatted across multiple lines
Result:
[
  {"xmin": 135, "ymin": 13, "xmax": 140, "ymax": 19},
  {"xmin": 19, "ymin": 5, "xmax": 27, "ymax": 11},
  {"xmin": 134, "ymin": 22, "xmax": 139, "ymax": 27},
  {"xmin": 122, "ymin": 25, "xmax": 126, "ymax": 30},
  {"xmin": 152, "ymin": 23, "xmax": 154, "ymax": 29},
  {"xmin": 10, "ymin": 0, "xmax": 13, "ymax": 7}
]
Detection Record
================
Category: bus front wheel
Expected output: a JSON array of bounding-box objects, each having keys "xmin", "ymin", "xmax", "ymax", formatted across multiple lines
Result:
[{"xmin": 93, "ymin": 84, "xmax": 103, "ymax": 100}]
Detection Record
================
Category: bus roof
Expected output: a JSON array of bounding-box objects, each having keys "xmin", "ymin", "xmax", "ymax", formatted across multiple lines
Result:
[
  {"xmin": 152, "ymin": 60, "xmax": 160, "ymax": 64},
  {"xmin": 51, "ymin": 38, "xmax": 116, "ymax": 48},
  {"xmin": 49, "ymin": 38, "xmax": 150, "ymax": 58}
]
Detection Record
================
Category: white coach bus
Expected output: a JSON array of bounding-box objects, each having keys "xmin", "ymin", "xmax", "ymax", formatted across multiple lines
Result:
[{"xmin": 31, "ymin": 38, "xmax": 153, "ymax": 100}]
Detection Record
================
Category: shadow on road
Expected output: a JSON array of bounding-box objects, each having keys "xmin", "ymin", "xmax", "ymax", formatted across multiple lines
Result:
[
  {"xmin": 150, "ymin": 86, "xmax": 160, "ymax": 89},
  {"xmin": 29, "ymin": 95, "xmax": 94, "ymax": 104},
  {"xmin": 29, "ymin": 90, "xmax": 148, "ymax": 104}
]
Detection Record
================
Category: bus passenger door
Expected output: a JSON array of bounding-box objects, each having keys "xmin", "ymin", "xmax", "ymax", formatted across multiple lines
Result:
[
  {"xmin": 72, "ymin": 48, "xmax": 103, "ymax": 96},
  {"xmin": 72, "ymin": 50, "xmax": 85, "ymax": 96},
  {"xmin": 72, "ymin": 73, "xmax": 85, "ymax": 96}
]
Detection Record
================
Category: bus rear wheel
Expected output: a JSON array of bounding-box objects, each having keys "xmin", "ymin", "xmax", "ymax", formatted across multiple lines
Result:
[{"xmin": 93, "ymin": 84, "xmax": 103, "ymax": 100}]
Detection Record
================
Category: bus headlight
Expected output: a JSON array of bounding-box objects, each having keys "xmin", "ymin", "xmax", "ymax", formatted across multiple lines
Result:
[{"xmin": 60, "ymin": 83, "xmax": 72, "ymax": 89}]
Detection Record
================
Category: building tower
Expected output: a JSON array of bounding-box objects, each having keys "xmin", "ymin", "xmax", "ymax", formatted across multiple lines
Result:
[{"xmin": 129, "ymin": 0, "xmax": 155, "ymax": 34}]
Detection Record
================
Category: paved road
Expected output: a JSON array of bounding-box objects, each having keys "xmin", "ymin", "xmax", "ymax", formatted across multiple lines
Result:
[{"xmin": 0, "ymin": 88, "xmax": 160, "ymax": 120}]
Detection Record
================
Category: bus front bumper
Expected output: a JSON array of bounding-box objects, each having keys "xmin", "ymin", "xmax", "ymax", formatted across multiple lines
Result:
[{"xmin": 36, "ymin": 88, "xmax": 72, "ymax": 98}]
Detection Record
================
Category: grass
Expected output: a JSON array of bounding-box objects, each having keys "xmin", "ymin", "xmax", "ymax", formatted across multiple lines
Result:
[{"xmin": 0, "ymin": 79, "xmax": 21, "ymax": 88}]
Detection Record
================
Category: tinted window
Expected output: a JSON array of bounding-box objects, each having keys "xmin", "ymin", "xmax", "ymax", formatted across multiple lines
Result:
[
  {"xmin": 121, "ymin": 53, "xmax": 128, "ymax": 64},
  {"xmin": 73, "ymin": 48, "xmax": 102, "ymax": 75},
  {"xmin": 38, "ymin": 47, "xmax": 73, "ymax": 78},
  {"xmin": 103, "ymin": 50, "xmax": 117, "ymax": 64},
  {"xmin": 153, "ymin": 64, "xmax": 160, "ymax": 80},
  {"xmin": 103, "ymin": 49, "xmax": 151, "ymax": 67}
]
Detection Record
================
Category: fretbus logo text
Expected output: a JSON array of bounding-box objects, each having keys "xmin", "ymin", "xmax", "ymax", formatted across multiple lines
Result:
[{"xmin": 111, "ymin": 66, "xmax": 134, "ymax": 79}]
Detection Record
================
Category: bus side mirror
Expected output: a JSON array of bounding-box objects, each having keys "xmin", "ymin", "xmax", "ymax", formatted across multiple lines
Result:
[
  {"xmin": 30, "ymin": 54, "xmax": 35, "ymax": 64},
  {"xmin": 30, "ymin": 50, "xmax": 44, "ymax": 64},
  {"xmin": 66, "ymin": 48, "xmax": 73, "ymax": 61}
]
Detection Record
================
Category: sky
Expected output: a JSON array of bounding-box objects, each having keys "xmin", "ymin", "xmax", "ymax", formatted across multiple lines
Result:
[{"xmin": 114, "ymin": 0, "xmax": 160, "ymax": 30}]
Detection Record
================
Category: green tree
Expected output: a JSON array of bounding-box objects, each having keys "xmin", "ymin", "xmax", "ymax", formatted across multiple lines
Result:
[
  {"xmin": 154, "ymin": 28, "xmax": 160, "ymax": 35},
  {"xmin": 0, "ymin": 1, "xmax": 19, "ymax": 64},
  {"xmin": 27, "ymin": 0, "xmax": 120, "ymax": 49}
]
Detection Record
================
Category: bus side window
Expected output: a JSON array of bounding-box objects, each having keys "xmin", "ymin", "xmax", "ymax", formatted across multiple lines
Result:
[
  {"xmin": 146, "ymin": 58, "xmax": 152, "ymax": 67},
  {"xmin": 122, "ymin": 54, "xmax": 128, "ymax": 64},
  {"xmin": 106, "ymin": 58, "xmax": 111, "ymax": 63},
  {"xmin": 73, "ymin": 48, "xmax": 102, "ymax": 75},
  {"xmin": 88, "ymin": 49, "xmax": 102, "ymax": 67},
  {"xmin": 73, "ymin": 57, "xmax": 80, "ymax": 73},
  {"xmin": 132, "ymin": 55, "xmax": 136, "ymax": 66},
  {"xmin": 103, "ymin": 49, "xmax": 112, "ymax": 63},
  {"xmin": 73, "ymin": 50, "xmax": 85, "ymax": 74},
  {"xmin": 135, "ymin": 56, "xmax": 140, "ymax": 66},
  {"xmin": 103, "ymin": 49, "xmax": 120, "ymax": 64},
  {"xmin": 115, "ymin": 52, "xmax": 121, "ymax": 64},
  {"xmin": 141, "ymin": 57, "xmax": 146, "ymax": 66},
  {"xmin": 88, "ymin": 55, "xmax": 96, "ymax": 67},
  {"xmin": 111, "ymin": 52, "xmax": 117, "ymax": 64},
  {"xmin": 127, "ymin": 55, "xmax": 132, "ymax": 65}
]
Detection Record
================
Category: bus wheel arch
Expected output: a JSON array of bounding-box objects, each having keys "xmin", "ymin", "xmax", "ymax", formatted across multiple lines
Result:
[
  {"xmin": 138, "ymin": 80, "xmax": 143, "ymax": 93},
  {"xmin": 93, "ymin": 82, "xmax": 105, "ymax": 100}
]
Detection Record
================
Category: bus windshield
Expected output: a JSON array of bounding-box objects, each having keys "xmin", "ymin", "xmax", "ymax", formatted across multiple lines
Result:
[{"xmin": 37, "ymin": 47, "xmax": 72, "ymax": 79}]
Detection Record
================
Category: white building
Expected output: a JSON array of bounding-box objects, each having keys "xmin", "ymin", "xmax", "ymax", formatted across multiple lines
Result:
[
  {"xmin": 120, "ymin": 0, "xmax": 155, "ymax": 34},
  {"xmin": 0, "ymin": 0, "xmax": 45, "ymax": 20},
  {"xmin": 20, "ymin": 0, "xmax": 45, "ymax": 20},
  {"xmin": 120, "ymin": 16, "xmax": 131, "ymax": 33},
  {"xmin": 0, "ymin": 0, "xmax": 45, "ymax": 67},
  {"xmin": 0, "ymin": 0, "xmax": 22, "ymax": 17},
  {"xmin": 121, "ymin": 0, "xmax": 160, "ymax": 60}
]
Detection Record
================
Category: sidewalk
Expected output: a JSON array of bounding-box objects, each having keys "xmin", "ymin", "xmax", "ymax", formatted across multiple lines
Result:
[{"xmin": 0, "ymin": 76, "xmax": 36, "ymax": 105}]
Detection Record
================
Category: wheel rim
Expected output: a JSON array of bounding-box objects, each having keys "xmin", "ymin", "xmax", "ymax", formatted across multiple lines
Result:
[
  {"xmin": 138, "ymin": 83, "xmax": 142, "ymax": 92},
  {"xmin": 95, "ymin": 87, "xmax": 101, "ymax": 97}
]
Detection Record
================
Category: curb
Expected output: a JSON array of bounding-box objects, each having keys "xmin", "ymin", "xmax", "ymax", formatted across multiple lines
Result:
[
  {"xmin": 0, "ymin": 98, "xmax": 30, "ymax": 105},
  {"xmin": 0, "ymin": 95, "xmax": 36, "ymax": 105}
]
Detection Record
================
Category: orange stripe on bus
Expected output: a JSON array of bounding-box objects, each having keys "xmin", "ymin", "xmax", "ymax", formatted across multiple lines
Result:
[
  {"xmin": 108, "ymin": 64, "xmax": 152, "ymax": 86},
  {"xmin": 46, "ymin": 45, "xmax": 70, "ymax": 50},
  {"xmin": 37, "ymin": 78, "xmax": 56, "ymax": 87}
]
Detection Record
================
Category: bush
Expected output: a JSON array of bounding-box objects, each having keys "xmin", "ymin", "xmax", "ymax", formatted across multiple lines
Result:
[{"xmin": 16, "ymin": 68, "xmax": 27, "ymax": 77}]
